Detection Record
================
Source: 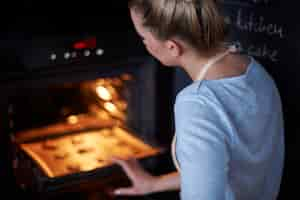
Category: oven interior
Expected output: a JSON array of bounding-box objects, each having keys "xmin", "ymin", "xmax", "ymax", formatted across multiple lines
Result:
[{"xmin": 5, "ymin": 59, "xmax": 174, "ymax": 198}]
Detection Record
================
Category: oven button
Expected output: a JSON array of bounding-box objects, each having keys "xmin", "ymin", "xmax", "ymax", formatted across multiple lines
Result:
[
  {"xmin": 96, "ymin": 48, "xmax": 104, "ymax": 56},
  {"xmin": 71, "ymin": 52, "xmax": 77, "ymax": 58},
  {"xmin": 50, "ymin": 53, "xmax": 57, "ymax": 61},
  {"xmin": 84, "ymin": 50, "xmax": 91, "ymax": 57},
  {"xmin": 64, "ymin": 52, "xmax": 71, "ymax": 59}
]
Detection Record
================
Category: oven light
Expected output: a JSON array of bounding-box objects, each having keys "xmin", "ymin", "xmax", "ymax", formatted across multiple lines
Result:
[
  {"xmin": 67, "ymin": 115, "xmax": 79, "ymax": 124},
  {"xmin": 96, "ymin": 86, "xmax": 112, "ymax": 101},
  {"xmin": 104, "ymin": 102, "xmax": 126, "ymax": 121},
  {"xmin": 104, "ymin": 102, "xmax": 117, "ymax": 113}
]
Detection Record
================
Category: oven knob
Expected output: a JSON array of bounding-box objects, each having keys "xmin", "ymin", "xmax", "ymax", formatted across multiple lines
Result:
[
  {"xmin": 64, "ymin": 52, "xmax": 71, "ymax": 59},
  {"xmin": 71, "ymin": 52, "xmax": 77, "ymax": 58},
  {"xmin": 96, "ymin": 48, "xmax": 104, "ymax": 56},
  {"xmin": 50, "ymin": 53, "xmax": 57, "ymax": 61},
  {"xmin": 84, "ymin": 50, "xmax": 91, "ymax": 57}
]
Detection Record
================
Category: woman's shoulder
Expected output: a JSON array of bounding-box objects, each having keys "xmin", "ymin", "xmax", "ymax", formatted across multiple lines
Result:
[
  {"xmin": 175, "ymin": 81, "xmax": 215, "ymax": 107},
  {"xmin": 175, "ymin": 56, "xmax": 273, "ymax": 107}
]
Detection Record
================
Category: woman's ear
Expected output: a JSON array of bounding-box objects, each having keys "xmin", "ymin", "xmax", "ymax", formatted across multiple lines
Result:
[{"xmin": 165, "ymin": 39, "xmax": 183, "ymax": 57}]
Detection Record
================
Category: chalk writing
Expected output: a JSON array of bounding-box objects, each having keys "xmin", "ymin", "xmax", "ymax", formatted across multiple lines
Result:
[
  {"xmin": 235, "ymin": 9, "xmax": 284, "ymax": 39},
  {"xmin": 234, "ymin": 41, "xmax": 279, "ymax": 62}
]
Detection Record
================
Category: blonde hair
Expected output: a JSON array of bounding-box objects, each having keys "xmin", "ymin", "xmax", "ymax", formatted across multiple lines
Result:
[{"xmin": 129, "ymin": 0, "xmax": 229, "ymax": 53}]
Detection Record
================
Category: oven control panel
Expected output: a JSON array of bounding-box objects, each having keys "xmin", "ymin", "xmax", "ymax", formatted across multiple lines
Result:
[{"xmin": 18, "ymin": 31, "xmax": 146, "ymax": 71}]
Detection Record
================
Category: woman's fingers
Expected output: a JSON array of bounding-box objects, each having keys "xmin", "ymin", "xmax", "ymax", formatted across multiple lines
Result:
[
  {"xmin": 110, "ymin": 157, "xmax": 157, "ymax": 196},
  {"xmin": 111, "ymin": 157, "xmax": 141, "ymax": 181}
]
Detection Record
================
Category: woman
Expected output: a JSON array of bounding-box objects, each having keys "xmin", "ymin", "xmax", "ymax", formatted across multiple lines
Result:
[{"xmin": 112, "ymin": 0, "xmax": 285, "ymax": 199}]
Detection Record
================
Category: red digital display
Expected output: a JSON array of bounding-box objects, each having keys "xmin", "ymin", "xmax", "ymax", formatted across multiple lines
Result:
[{"xmin": 73, "ymin": 37, "xmax": 96, "ymax": 49}]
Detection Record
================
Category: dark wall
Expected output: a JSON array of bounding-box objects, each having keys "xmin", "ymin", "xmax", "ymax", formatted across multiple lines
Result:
[{"xmin": 0, "ymin": 1, "xmax": 130, "ymax": 35}]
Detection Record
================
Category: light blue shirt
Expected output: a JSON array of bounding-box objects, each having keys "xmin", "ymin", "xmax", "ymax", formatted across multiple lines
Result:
[{"xmin": 174, "ymin": 57, "xmax": 284, "ymax": 200}]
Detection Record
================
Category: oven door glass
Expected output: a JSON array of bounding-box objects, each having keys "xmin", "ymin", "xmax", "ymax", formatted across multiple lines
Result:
[{"xmin": 11, "ymin": 70, "xmax": 161, "ymax": 178}]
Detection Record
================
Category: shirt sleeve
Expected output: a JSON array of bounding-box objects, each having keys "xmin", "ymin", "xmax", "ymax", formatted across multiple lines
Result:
[{"xmin": 174, "ymin": 98, "xmax": 230, "ymax": 200}]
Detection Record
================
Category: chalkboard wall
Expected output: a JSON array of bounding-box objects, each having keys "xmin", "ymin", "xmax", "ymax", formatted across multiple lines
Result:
[{"xmin": 174, "ymin": 1, "xmax": 300, "ymax": 198}]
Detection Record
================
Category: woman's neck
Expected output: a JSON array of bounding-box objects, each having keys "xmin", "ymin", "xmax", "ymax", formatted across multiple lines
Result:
[
  {"xmin": 180, "ymin": 48, "xmax": 227, "ymax": 81},
  {"xmin": 180, "ymin": 48, "xmax": 249, "ymax": 82}
]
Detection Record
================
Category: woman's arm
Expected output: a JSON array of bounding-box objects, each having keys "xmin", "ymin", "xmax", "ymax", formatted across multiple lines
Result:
[{"xmin": 112, "ymin": 158, "xmax": 180, "ymax": 196}]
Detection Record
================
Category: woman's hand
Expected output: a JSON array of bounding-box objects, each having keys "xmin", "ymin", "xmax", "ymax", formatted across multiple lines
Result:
[{"xmin": 111, "ymin": 157, "xmax": 158, "ymax": 196}]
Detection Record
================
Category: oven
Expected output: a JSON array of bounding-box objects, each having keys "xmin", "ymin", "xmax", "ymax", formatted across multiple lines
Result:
[{"xmin": 0, "ymin": 31, "xmax": 177, "ymax": 199}]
